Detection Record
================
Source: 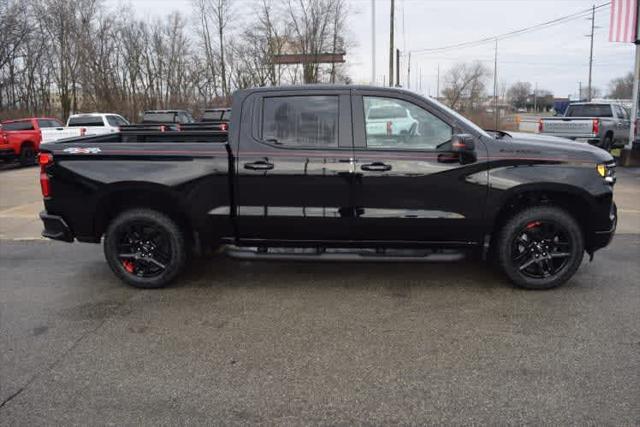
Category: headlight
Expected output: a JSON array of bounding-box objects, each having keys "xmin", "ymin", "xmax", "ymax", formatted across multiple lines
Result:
[{"xmin": 596, "ymin": 162, "xmax": 616, "ymax": 184}]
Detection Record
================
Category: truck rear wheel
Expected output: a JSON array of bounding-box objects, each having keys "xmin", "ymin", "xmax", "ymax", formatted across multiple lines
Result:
[
  {"xmin": 103, "ymin": 209, "xmax": 187, "ymax": 288},
  {"xmin": 496, "ymin": 206, "xmax": 584, "ymax": 290},
  {"xmin": 19, "ymin": 144, "xmax": 36, "ymax": 166}
]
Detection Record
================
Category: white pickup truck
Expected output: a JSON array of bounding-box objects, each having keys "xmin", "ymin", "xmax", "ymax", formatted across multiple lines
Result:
[
  {"xmin": 66, "ymin": 113, "xmax": 129, "ymax": 135},
  {"xmin": 538, "ymin": 102, "xmax": 630, "ymax": 151}
]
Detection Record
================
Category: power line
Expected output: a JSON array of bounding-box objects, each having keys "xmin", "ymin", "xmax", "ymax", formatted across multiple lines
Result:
[{"xmin": 410, "ymin": 2, "xmax": 611, "ymax": 55}]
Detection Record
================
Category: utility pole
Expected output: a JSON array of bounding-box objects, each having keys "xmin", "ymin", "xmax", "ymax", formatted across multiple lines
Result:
[
  {"xmin": 371, "ymin": 0, "xmax": 376, "ymax": 85},
  {"xmin": 396, "ymin": 48, "xmax": 400, "ymax": 86},
  {"xmin": 407, "ymin": 52, "xmax": 411, "ymax": 90},
  {"xmin": 389, "ymin": 0, "xmax": 394, "ymax": 87},
  {"xmin": 587, "ymin": 4, "xmax": 595, "ymax": 101},
  {"xmin": 579, "ymin": 81, "xmax": 582, "ymax": 100},
  {"xmin": 493, "ymin": 38, "xmax": 499, "ymax": 130},
  {"xmin": 534, "ymin": 82, "xmax": 538, "ymax": 113},
  {"xmin": 436, "ymin": 64, "xmax": 440, "ymax": 99}
]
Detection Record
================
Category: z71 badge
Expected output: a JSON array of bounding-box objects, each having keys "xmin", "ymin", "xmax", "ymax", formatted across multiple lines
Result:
[{"xmin": 63, "ymin": 147, "xmax": 101, "ymax": 154}]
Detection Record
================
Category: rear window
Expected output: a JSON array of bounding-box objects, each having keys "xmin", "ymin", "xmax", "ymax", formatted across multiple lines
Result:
[
  {"xmin": 202, "ymin": 109, "xmax": 231, "ymax": 121},
  {"xmin": 68, "ymin": 116, "xmax": 105, "ymax": 126},
  {"xmin": 367, "ymin": 105, "xmax": 408, "ymax": 119},
  {"xmin": 143, "ymin": 112, "xmax": 177, "ymax": 123},
  {"xmin": 2, "ymin": 121, "xmax": 34, "ymax": 131},
  {"xmin": 37, "ymin": 119, "xmax": 63, "ymax": 128},
  {"xmin": 565, "ymin": 105, "xmax": 613, "ymax": 117}
]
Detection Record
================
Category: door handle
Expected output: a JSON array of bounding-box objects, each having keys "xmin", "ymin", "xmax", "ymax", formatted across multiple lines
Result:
[
  {"xmin": 360, "ymin": 162, "xmax": 391, "ymax": 172},
  {"xmin": 244, "ymin": 160, "xmax": 274, "ymax": 170}
]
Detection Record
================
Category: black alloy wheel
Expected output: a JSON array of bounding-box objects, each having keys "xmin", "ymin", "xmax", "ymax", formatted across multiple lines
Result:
[
  {"xmin": 511, "ymin": 220, "xmax": 572, "ymax": 279},
  {"xmin": 497, "ymin": 206, "xmax": 584, "ymax": 289},
  {"xmin": 104, "ymin": 209, "xmax": 187, "ymax": 288}
]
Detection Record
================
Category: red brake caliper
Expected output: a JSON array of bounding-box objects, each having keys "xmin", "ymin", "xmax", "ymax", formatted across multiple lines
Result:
[
  {"xmin": 122, "ymin": 260, "xmax": 135, "ymax": 273},
  {"xmin": 526, "ymin": 221, "xmax": 542, "ymax": 229}
]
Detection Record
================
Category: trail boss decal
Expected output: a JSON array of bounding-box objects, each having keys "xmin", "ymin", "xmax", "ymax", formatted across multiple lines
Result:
[{"xmin": 63, "ymin": 147, "xmax": 101, "ymax": 154}]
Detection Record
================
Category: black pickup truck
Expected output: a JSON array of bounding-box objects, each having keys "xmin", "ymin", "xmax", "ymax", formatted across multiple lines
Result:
[{"xmin": 38, "ymin": 86, "xmax": 617, "ymax": 290}]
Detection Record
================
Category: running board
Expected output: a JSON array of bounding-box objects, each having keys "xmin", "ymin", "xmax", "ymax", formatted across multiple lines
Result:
[{"xmin": 223, "ymin": 245, "xmax": 466, "ymax": 262}]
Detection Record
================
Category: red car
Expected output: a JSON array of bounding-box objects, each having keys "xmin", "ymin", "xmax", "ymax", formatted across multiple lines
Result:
[{"xmin": 0, "ymin": 117, "xmax": 82, "ymax": 165}]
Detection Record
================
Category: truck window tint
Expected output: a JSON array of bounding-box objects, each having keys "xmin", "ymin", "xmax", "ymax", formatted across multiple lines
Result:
[
  {"xmin": 106, "ymin": 115, "xmax": 125, "ymax": 126},
  {"xmin": 565, "ymin": 105, "xmax": 612, "ymax": 117},
  {"xmin": 2, "ymin": 121, "xmax": 34, "ymax": 131},
  {"xmin": 68, "ymin": 116, "xmax": 104, "ymax": 126},
  {"xmin": 363, "ymin": 96, "xmax": 452, "ymax": 150},
  {"xmin": 202, "ymin": 110, "xmax": 223, "ymax": 121},
  {"xmin": 144, "ymin": 112, "xmax": 177, "ymax": 123},
  {"xmin": 262, "ymin": 96, "xmax": 339, "ymax": 147},
  {"xmin": 37, "ymin": 119, "xmax": 62, "ymax": 128}
]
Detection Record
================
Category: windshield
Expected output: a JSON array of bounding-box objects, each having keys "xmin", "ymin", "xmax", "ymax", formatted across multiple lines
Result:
[
  {"xmin": 565, "ymin": 104, "xmax": 613, "ymax": 117},
  {"xmin": 427, "ymin": 97, "xmax": 491, "ymax": 138}
]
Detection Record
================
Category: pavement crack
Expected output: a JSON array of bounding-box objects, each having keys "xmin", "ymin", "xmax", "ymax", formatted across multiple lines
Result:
[{"xmin": 0, "ymin": 294, "xmax": 138, "ymax": 412}]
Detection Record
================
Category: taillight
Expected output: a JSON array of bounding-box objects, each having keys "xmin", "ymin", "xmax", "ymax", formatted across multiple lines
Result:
[
  {"xmin": 592, "ymin": 119, "xmax": 599, "ymax": 135},
  {"xmin": 160, "ymin": 125, "xmax": 167, "ymax": 132},
  {"xmin": 176, "ymin": 123, "xmax": 181, "ymax": 131},
  {"xmin": 386, "ymin": 121, "xmax": 392, "ymax": 136},
  {"xmin": 80, "ymin": 127, "xmax": 87, "ymax": 136},
  {"xmin": 220, "ymin": 123, "xmax": 228, "ymax": 131},
  {"xmin": 38, "ymin": 152, "xmax": 53, "ymax": 198},
  {"xmin": 538, "ymin": 119, "xmax": 544, "ymax": 133}
]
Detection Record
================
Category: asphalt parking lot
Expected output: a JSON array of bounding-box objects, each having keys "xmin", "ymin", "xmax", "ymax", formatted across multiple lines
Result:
[{"xmin": 1, "ymin": 164, "xmax": 639, "ymax": 424}]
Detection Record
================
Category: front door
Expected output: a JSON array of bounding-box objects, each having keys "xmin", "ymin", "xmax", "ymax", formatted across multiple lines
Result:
[
  {"xmin": 350, "ymin": 91, "xmax": 489, "ymax": 245},
  {"xmin": 234, "ymin": 90, "xmax": 355, "ymax": 242}
]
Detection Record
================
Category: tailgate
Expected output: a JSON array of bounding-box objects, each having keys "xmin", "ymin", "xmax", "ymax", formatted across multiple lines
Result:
[
  {"xmin": 541, "ymin": 118, "xmax": 593, "ymax": 136},
  {"xmin": 41, "ymin": 128, "xmax": 83, "ymax": 143}
]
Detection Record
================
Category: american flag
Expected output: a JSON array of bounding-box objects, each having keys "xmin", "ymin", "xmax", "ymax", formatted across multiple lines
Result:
[{"xmin": 610, "ymin": 0, "xmax": 638, "ymax": 43}]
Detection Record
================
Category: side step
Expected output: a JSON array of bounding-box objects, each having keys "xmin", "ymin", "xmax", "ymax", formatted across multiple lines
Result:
[{"xmin": 223, "ymin": 246, "xmax": 466, "ymax": 262}]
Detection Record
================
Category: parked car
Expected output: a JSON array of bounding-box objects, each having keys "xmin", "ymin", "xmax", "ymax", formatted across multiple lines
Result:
[
  {"xmin": 38, "ymin": 86, "xmax": 616, "ymax": 290},
  {"xmin": 538, "ymin": 102, "xmax": 630, "ymax": 150},
  {"xmin": 66, "ymin": 113, "xmax": 129, "ymax": 135},
  {"xmin": 0, "ymin": 117, "xmax": 84, "ymax": 165},
  {"xmin": 365, "ymin": 102, "xmax": 418, "ymax": 139}
]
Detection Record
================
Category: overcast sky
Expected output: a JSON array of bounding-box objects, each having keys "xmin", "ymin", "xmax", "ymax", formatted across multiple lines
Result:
[{"xmin": 106, "ymin": 0, "xmax": 634, "ymax": 98}]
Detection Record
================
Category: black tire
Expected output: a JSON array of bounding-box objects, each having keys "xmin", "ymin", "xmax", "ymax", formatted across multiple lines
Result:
[
  {"xmin": 601, "ymin": 134, "xmax": 613, "ymax": 152},
  {"xmin": 497, "ymin": 206, "xmax": 584, "ymax": 290},
  {"xmin": 103, "ymin": 209, "xmax": 187, "ymax": 288},
  {"xmin": 19, "ymin": 144, "xmax": 36, "ymax": 166}
]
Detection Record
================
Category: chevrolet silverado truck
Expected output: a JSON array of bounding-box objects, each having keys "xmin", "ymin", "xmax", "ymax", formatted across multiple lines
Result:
[
  {"xmin": 38, "ymin": 86, "xmax": 617, "ymax": 290},
  {"xmin": 66, "ymin": 113, "xmax": 130, "ymax": 134},
  {"xmin": 0, "ymin": 117, "xmax": 85, "ymax": 165},
  {"xmin": 539, "ymin": 102, "xmax": 630, "ymax": 150}
]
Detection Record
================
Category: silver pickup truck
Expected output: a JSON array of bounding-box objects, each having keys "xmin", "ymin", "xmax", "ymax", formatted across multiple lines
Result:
[{"xmin": 539, "ymin": 102, "xmax": 630, "ymax": 151}]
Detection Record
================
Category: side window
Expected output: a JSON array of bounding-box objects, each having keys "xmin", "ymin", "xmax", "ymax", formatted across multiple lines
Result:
[
  {"xmin": 363, "ymin": 96, "xmax": 452, "ymax": 150},
  {"xmin": 262, "ymin": 96, "xmax": 339, "ymax": 148},
  {"xmin": 106, "ymin": 115, "xmax": 120, "ymax": 126}
]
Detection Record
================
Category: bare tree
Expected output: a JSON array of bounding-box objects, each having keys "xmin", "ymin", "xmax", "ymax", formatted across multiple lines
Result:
[
  {"xmin": 607, "ymin": 72, "xmax": 633, "ymax": 99},
  {"xmin": 441, "ymin": 62, "xmax": 489, "ymax": 111},
  {"xmin": 507, "ymin": 82, "xmax": 531, "ymax": 109}
]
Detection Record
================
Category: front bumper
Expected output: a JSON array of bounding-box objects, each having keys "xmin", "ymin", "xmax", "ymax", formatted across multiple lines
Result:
[
  {"xmin": 588, "ymin": 202, "xmax": 617, "ymax": 251},
  {"xmin": 0, "ymin": 148, "xmax": 16, "ymax": 159},
  {"xmin": 40, "ymin": 211, "xmax": 74, "ymax": 242}
]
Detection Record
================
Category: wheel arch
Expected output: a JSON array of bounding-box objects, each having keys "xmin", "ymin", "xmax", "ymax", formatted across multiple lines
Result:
[
  {"xmin": 93, "ymin": 182, "xmax": 194, "ymax": 241},
  {"xmin": 489, "ymin": 183, "xmax": 594, "ymax": 245}
]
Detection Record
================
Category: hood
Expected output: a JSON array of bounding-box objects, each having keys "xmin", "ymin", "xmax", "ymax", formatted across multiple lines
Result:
[{"xmin": 488, "ymin": 131, "xmax": 613, "ymax": 163}]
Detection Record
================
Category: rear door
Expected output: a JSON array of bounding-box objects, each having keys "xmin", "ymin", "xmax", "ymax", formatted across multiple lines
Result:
[
  {"xmin": 613, "ymin": 105, "xmax": 630, "ymax": 143},
  {"xmin": 234, "ymin": 89, "xmax": 355, "ymax": 242},
  {"xmin": 350, "ymin": 90, "xmax": 488, "ymax": 244}
]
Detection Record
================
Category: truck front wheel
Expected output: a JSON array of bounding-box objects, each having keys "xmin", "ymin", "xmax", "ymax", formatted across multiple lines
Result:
[
  {"xmin": 496, "ymin": 206, "xmax": 584, "ymax": 290},
  {"xmin": 103, "ymin": 209, "xmax": 187, "ymax": 288}
]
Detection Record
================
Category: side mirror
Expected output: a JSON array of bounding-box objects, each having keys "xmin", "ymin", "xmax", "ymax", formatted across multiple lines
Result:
[{"xmin": 450, "ymin": 134, "xmax": 477, "ymax": 164}]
